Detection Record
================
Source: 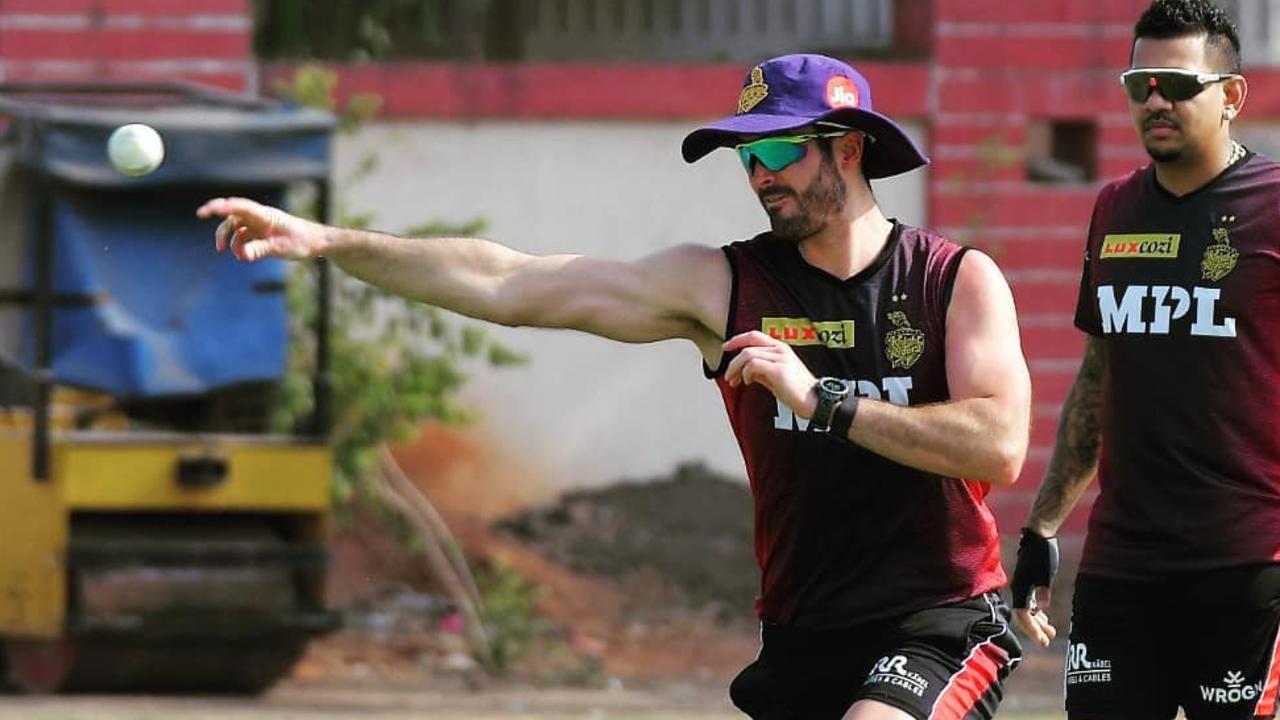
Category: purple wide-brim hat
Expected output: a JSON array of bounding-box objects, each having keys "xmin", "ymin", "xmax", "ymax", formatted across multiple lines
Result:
[{"xmin": 681, "ymin": 54, "xmax": 929, "ymax": 180}]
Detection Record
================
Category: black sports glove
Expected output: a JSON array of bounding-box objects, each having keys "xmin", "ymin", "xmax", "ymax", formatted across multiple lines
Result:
[{"xmin": 1010, "ymin": 527, "xmax": 1059, "ymax": 610}]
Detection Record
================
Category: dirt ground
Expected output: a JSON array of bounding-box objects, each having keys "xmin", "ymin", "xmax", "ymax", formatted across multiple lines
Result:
[
  {"xmin": 321, "ymin": 422, "xmax": 1064, "ymax": 714},
  {"xmin": 0, "ymin": 680, "xmax": 742, "ymax": 720},
  {"xmin": 0, "ymin": 681, "xmax": 1065, "ymax": 720}
]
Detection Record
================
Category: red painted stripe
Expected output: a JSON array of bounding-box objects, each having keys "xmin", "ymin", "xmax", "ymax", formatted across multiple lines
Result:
[
  {"xmin": 1030, "ymin": 411, "xmax": 1067, "ymax": 448},
  {"xmin": 1026, "ymin": 367, "xmax": 1076, "ymax": 407},
  {"xmin": 935, "ymin": 0, "xmax": 1149, "ymax": 23},
  {"xmin": 933, "ymin": 192, "xmax": 1096, "ymax": 228},
  {"xmin": 0, "ymin": 63, "xmax": 249, "ymax": 92},
  {"xmin": 928, "ymin": 157, "xmax": 1026, "ymax": 183},
  {"xmin": 937, "ymin": 35, "xmax": 1132, "ymax": 70},
  {"xmin": 101, "ymin": 0, "xmax": 247, "ymax": 13},
  {"xmin": 932, "ymin": 124, "xmax": 1028, "ymax": 147},
  {"xmin": 259, "ymin": 61, "xmax": 931, "ymax": 120},
  {"xmin": 1255, "ymin": 622, "xmax": 1280, "ymax": 718},
  {"xmin": 979, "ymin": 237, "xmax": 1084, "ymax": 268},
  {"xmin": 938, "ymin": 74, "xmax": 1126, "ymax": 115},
  {"xmin": 929, "ymin": 638, "xmax": 1010, "ymax": 720},
  {"xmin": 0, "ymin": 0, "xmax": 246, "ymax": 13},
  {"xmin": 0, "ymin": 28, "xmax": 249, "ymax": 61},
  {"xmin": 1010, "ymin": 281, "xmax": 1080, "ymax": 316},
  {"xmin": 1022, "ymin": 325, "xmax": 1087, "ymax": 360}
]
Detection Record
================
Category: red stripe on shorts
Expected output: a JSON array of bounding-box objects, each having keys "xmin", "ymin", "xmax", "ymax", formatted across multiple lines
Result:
[
  {"xmin": 928, "ymin": 639, "xmax": 1010, "ymax": 720},
  {"xmin": 1256, "ymin": 622, "xmax": 1280, "ymax": 718}
]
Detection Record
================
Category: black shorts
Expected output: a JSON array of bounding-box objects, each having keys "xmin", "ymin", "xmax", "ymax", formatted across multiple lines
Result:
[
  {"xmin": 729, "ymin": 592, "xmax": 1022, "ymax": 720},
  {"xmin": 1066, "ymin": 565, "xmax": 1280, "ymax": 720}
]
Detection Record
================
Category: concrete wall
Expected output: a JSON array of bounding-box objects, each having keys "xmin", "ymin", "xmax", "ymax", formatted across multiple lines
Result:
[{"xmin": 336, "ymin": 119, "xmax": 928, "ymax": 489}]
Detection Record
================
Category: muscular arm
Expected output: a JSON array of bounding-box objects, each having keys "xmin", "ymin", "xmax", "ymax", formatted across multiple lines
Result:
[
  {"xmin": 726, "ymin": 251, "xmax": 1032, "ymax": 486},
  {"xmin": 843, "ymin": 251, "xmax": 1031, "ymax": 486},
  {"xmin": 324, "ymin": 228, "xmax": 726, "ymax": 342},
  {"xmin": 1024, "ymin": 335, "xmax": 1107, "ymax": 536},
  {"xmin": 196, "ymin": 197, "xmax": 732, "ymax": 364}
]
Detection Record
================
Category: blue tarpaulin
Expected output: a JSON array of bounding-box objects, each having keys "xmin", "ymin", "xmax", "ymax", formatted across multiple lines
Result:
[
  {"xmin": 0, "ymin": 86, "xmax": 333, "ymax": 398},
  {"xmin": 40, "ymin": 186, "xmax": 289, "ymax": 397}
]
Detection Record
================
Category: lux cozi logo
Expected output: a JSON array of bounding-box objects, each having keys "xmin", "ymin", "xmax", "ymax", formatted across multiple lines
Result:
[
  {"xmin": 762, "ymin": 317, "xmax": 855, "ymax": 349},
  {"xmin": 1100, "ymin": 233, "xmax": 1181, "ymax": 259},
  {"xmin": 775, "ymin": 377, "xmax": 912, "ymax": 432}
]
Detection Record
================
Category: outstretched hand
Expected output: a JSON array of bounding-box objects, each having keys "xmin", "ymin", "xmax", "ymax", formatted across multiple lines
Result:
[
  {"xmin": 196, "ymin": 197, "xmax": 328, "ymax": 262},
  {"xmin": 723, "ymin": 331, "xmax": 818, "ymax": 420}
]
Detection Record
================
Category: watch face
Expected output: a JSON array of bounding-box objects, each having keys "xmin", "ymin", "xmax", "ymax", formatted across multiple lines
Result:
[{"xmin": 819, "ymin": 377, "xmax": 848, "ymax": 396}]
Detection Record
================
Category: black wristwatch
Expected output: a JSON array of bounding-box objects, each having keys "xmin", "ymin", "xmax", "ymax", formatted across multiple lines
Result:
[{"xmin": 809, "ymin": 377, "xmax": 851, "ymax": 433}]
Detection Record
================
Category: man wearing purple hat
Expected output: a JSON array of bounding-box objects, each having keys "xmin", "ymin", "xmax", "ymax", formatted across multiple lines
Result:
[{"xmin": 197, "ymin": 53, "xmax": 1030, "ymax": 719}]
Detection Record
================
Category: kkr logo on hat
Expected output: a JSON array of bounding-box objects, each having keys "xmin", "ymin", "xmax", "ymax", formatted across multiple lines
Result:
[
  {"xmin": 737, "ymin": 66, "xmax": 769, "ymax": 114},
  {"xmin": 826, "ymin": 76, "xmax": 859, "ymax": 109}
]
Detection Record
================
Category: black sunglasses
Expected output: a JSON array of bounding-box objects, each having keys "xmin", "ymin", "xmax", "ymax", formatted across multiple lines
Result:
[{"xmin": 1120, "ymin": 68, "xmax": 1239, "ymax": 103}]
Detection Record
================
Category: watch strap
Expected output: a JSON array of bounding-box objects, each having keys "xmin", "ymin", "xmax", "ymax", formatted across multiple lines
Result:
[{"xmin": 829, "ymin": 394, "xmax": 859, "ymax": 438}]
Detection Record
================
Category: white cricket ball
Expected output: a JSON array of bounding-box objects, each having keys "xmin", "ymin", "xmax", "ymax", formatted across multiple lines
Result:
[{"xmin": 107, "ymin": 123, "xmax": 165, "ymax": 177}]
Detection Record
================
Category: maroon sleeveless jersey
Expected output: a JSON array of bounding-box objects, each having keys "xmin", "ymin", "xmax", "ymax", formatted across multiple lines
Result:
[
  {"xmin": 707, "ymin": 223, "xmax": 1006, "ymax": 627},
  {"xmin": 1075, "ymin": 151, "xmax": 1280, "ymax": 578}
]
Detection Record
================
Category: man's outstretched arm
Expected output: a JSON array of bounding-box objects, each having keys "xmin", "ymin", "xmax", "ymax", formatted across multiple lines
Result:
[
  {"xmin": 723, "ymin": 250, "xmax": 1031, "ymax": 487},
  {"xmin": 197, "ymin": 197, "xmax": 731, "ymax": 358}
]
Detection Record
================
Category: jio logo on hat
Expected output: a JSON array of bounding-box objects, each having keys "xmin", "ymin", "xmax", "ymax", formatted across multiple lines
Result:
[{"xmin": 826, "ymin": 76, "xmax": 860, "ymax": 109}]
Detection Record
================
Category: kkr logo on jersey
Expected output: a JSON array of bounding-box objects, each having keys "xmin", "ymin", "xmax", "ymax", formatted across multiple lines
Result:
[
  {"xmin": 1097, "ymin": 285, "xmax": 1237, "ymax": 337},
  {"xmin": 1202, "ymin": 215, "xmax": 1239, "ymax": 282},
  {"xmin": 1100, "ymin": 233, "xmax": 1181, "ymax": 259},
  {"xmin": 884, "ymin": 311, "xmax": 924, "ymax": 369},
  {"xmin": 762, "ymin": 317, "xmax": 855, "ymax": 348}
]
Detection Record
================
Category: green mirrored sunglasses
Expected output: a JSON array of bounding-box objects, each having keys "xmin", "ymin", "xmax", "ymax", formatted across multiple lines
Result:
[{"xmin": 735, "ymin": 131, "xmax": 850, "ymax": 172}]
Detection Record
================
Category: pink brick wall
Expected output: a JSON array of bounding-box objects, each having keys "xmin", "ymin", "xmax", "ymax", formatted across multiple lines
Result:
[
  {"xmin": 0, "ymin": 0, "xmax": 254, "ymax": 92},
  {"xmin": 930, "ymin": 0, "xmax": 1155, "ymax": 546}
]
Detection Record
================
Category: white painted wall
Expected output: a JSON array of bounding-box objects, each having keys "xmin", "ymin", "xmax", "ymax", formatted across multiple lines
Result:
[{"xmin": 336, "ymin": 120, "xmax": 927, "ymax": 489}]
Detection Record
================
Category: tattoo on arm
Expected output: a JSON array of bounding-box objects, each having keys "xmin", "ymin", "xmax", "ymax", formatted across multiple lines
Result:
[{"xmin": 1027, "ymin": 337, "xmax": 1106, "ymax": 535}]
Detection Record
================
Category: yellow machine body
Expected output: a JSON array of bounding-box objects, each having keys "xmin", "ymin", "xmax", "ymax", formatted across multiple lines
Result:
[{"xmin": 0, "ymin": 420, "xmax": 331, "ymax": 639}]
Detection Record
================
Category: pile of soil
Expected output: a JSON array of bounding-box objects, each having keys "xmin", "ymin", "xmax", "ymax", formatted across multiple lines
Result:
[
  {"xmin": 495, "ymin": 462, "xmax": 758, "ymax": 624},
  {"xmin": 308, "ymin": 425, "xmax": 761, "ymax": 685},
  {"xmin": 302, "ymin": 424, "xmax": 1064, "ymax": 708}
]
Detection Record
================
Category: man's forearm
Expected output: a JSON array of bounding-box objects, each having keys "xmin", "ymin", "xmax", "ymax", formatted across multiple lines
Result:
[
  {"xmin": 323, "ymin": 227, "xmax": 536, "ymax": 325},
  {"xmin": 846, "ymin": 396, "xmax": 1027, "ymax": 486},
  {"xmin": 1025, "ymin": 336, "xmax": 1107, "ymax": 536}
]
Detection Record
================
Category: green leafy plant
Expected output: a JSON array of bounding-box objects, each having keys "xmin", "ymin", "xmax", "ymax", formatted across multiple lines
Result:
[
  {"xmin": 275, "ymin": 65, "xmax": 565, "ymax": 677},
  {"xmin": 474, "ymin": 559, "xmax": 558, "ymax": 675},
  {"xmin": 271, "ymin": 65, "xmax": 525, "ymax": 508}
]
